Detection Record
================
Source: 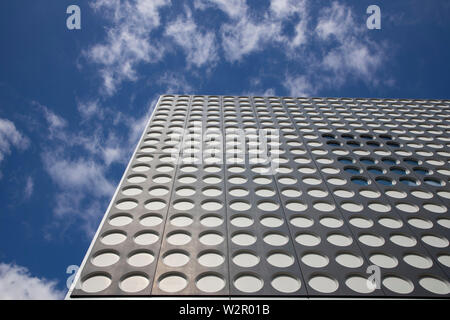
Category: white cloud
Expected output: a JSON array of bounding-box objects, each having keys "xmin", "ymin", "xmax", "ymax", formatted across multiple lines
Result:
[
  {"xmin": 24, "ymin": 176, "xmax": 34, "ymax": 199},
  {"xmin": 86, "ymin": 0, "xmax": 171, "ymax": 95},
  {"xmin": 0, "ymin": 263, "xmax": 64, "ymax": 300},
  {"xmin": 315, "ymin": 1, "xmax": 384, "ymax": 85},
  {"xmin": 0, "ymin": 118, "xmax": 29, "ymax": 177},
  {"xmin": 213, "ymin": 0, "xmax": 309, "ymax": 62},
  {"xmin": 157, "ymin": 72, "xmax": 194, "ymax": 94},
  {"xmin": 165, "ymin": 9, "xmax": 218, "ymax": 68},
  {"xmin": 194, "ymin": 0, "xmax": 247, "ymax": 19},
  {"xmin": 77, "ymin": 100, "xmax": 103, "ymax": 120},
  {"xmin": 283, "ymin": 75, "xmax": 315, "ymax": 97},
  {"xmin": 43, "ymin": 156, "xmax": 114, "ymax": 198}
]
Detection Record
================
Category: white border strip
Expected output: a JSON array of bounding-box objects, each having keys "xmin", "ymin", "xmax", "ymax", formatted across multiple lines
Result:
[{"xmin": 65, "ymin": 96, "xmax": 162, "ymax": 299}]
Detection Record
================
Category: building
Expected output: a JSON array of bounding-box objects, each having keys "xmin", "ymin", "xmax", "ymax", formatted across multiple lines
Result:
[{"xmin": 66, "ymin": 95, "xmax": 450, "ymax": 298}]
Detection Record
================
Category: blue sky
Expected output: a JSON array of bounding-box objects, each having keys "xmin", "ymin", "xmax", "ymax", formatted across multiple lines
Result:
[{"xmin": 0, "ymin": 0, "xmax": 449, "ymax": 299}]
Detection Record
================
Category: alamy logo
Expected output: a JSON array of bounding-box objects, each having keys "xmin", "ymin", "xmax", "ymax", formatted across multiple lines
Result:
[
  {"xmin": 366, "ymin": 5, "xmax": 381, "ymax": 30},
  {"xmin": 66, "ymin": 5, "xmax": 81, "ymax": 30}
]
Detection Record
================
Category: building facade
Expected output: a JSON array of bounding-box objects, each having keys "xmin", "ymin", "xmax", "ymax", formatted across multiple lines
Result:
[{"xmin": 67, "ymin": 95, "xmax": 450, "ymax": 298}]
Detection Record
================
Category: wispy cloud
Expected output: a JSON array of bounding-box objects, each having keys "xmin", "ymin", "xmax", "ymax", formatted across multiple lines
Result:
[
  {"xmin": 0, "ymin": 118, "xmax": 29, "ymax": 178},
  {"xmin": 86, "ymin": 0, "xmax": 171, "ymax": 95},
  {"xmin": 0, "ymin": 262, "xmax": 64, "ymax": 300},
  {"xmin": 165, "ymin": 7, "xmax": 218, "ymax": 68},
  {"xmin": 24, "ymin": 176, "xmax": 34, "ymax": 199}
]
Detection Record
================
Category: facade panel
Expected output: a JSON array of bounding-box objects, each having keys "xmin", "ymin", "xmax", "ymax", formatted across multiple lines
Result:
[{"xmin": 68, "ymin": 95, "xmax": 450, "ymax": 298}]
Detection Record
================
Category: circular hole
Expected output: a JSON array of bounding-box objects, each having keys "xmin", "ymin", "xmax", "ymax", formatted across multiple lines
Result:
[
  {"xmin": 378, "ymin": 217, "xmax": 403, "ymax": 229},
  {"xmin": 200, "ymin": 215, "xmax": 223, "ymax": 227},
  {"xmin": 424, "ymin": 178, "xmax": 443, "ymax": 187},
  {"xmin": 327, "ymin": 177, "xmax": 347, "ymax": 185},
  {"xmin": 257, "ymin": 201, "xmax": 280, "ymax": 212},
  {"xmin": 411, "ymin": 190, "xmax": 433, "ymax": 199},
  {"xmin": 229, "ymin": 176, "xmax": 247, "ymax": 184},
  {"xmin": 421, "ymin": 234, "xmax": 449, "ymax": 248},
  {"xmin": 351, "ymin": 177, "xmax": 368, "ymax": 186},
  {"xmin": 234, "ymin": 274, "xmax": 263, "ymax": 293},
  {"xmin": 334, "ymin": 189, "xmax": 354, "ymax": 198},
  {"xmin": 229, "ymin": 187, "xmax": 249, "ymax": 197},
  {"xmin": 278, "ymin": 176, "xmax": 297, "ymax": 185},
  {"xmin": 313, "ymin": 202, "xmax": 335, "ymax": 212},
  {"xmin": 437, "ymin": 218, "xmax": 450, "ymax": 229},
  {"xmin": 308, "ymin": 189, "xmax": 328, "ymax": 198},
  {"xmin": 303, "ymin": 177, "xmax": 322, "ymax": 185},
  {"xmin": 349, "ymin": 216, "xmax": 373, "ymax": 229},
  {"xmin": 369, "ymin": 253, "xmax": 398, "ymax": 268},
  {"xmin": 170, "ymin": 214, "xmax": 193, "ymax": 227},
  {"xmin": 368, "ymin": 202, "xmax": 391, "ymax": 213},
  {"xmin": 122, "ymin": 186, "xmax": 143, "ymax": 196},
  {"xmin": 176, "ymin": 187, "xmax": 196, "ymax": 197},
  {"xmin": 128, "ymin": 251, "xmax": 155, "ymax": 267},
  {"xmin": 127, "ymin": 174, "xmax": 147, "ymax": 183},
  {"xmin": 232, "ymin": 232, "xmax": 256, "ymax": 246},
  {"xmin": 109, "ymin": 214, "xmax": 133, "ymax": 227},
  {"xmin": 91, "ymin": 251, "xmax": 120, "ymax": 267},
  {"xmin": 173, "ymin": 200, "xmax": 194, "ymax": 211},
  {"xmin": 153, "ymin": 174, "xmax": 172, "ymax": 184},
  {"xmin": 267, "ymin": 251, "xmax": 295, "ymax": 268},
  {"xmin": 341, "ymin": 202, "xmax": 363, "ymax": 212},
  {"xmin": 395, "ymin": 203, "xmax": 419, "ymax": 213},
  {"xmin": 144, "ymin": 199, "xmax": 166, "ymax": 211},
  {"xmin": 281, "ymin": 188, "xmax": 301, "ymax": 197},
  {"xmin": 328, "ymin": 233, "xmax": 353, "ymax": 247},
  {"xmin": 230, "ymin": 201, "xmax": 251, "ymax": 211},
  {"xmin": 335, "ymin": 253, "xmax": 363, "ymax": 268},
  {"xmin": 167, "ymin": 231, "xmax": 191, "ymax": 246},
  {"xmin": 295, "ymin": 233, "xmax": 320, "ymax": 247},
  {"xmin": 345, "ymin": 275, "xmax": 375, "ymax": 294},
  {"xmin": 308, "ymin": 275, "xmax": 338, "ymax": 293},
  {"xmin": 134, "ymin": 231, "xmax": 159, "ymax": 245},
  {"xmin": 403, "ymin": 254, "xmax": 432, "ymax": 269},
  {"xmin": 286, "ymin": 201, "xmax": 308, "ymax": 212},
  {"xmin": 320, "ymin": 216, "xmax": 343, "ymax": 228},
  {"xmin": 199, "ymin": 232, "xmax": 224, "ymax": 246},
  {"xmin": 385, "ymin": 190, "xmax": 407, "ymax": 199},
  {"xmin": 390, "ymin": 234, "xmax": 417, "ymax": 247},
  {"xmin": 201, "ymin": 200, "xmax": 223, "ymax": 211},
  {"xmin": 196, "ymin": 273, "xmax": 226, "ymax": 293},
  {"xmin": 382, "ymin": 276, "xmax": 414, "ymax": 294},
  {"xmin": 101, "ymin": 231, "xmax": 126, "ymax": 246},
  {"xmin": 158, "ymin": 273, "xmax": 188, "ymax": 293},
  {"xmin": 423, "ymin": 203, "xmax": 447, "ymax": 213},
  {"xmin": 359, "ymin": 189, "xmax": 380, "ymax": 198},
  {"xmin": 233, "ymin": 251, "xmax": 260, "ymax": 268},
  {"xmin": 290, "ymin": 215, "xmax": 314, "ymax": 228},
  {"xmin": 437, "ymin": 255, "xmax": 450, "ymax": 268},
  {"xmin": 419, "ymin": 277, "xmax": 450, "ymax": 295},
  {"xmin": 115, "ymin": 199, "xmax": 138, "ymax": 211},
  {"xmin": 264, "ymin": 232, "xmax": 289, "ymax": 246},
  {"xmin": 408, "ymin": 217, "xmax": 432, "ymax": 229},
  {"xmin": 271, "ymin": 274, "xmax": 302, "ymax": 293},
  {"xmin": 230, "ymin": 215, "xmax": 253, "ymax": 227},
  {"xmin": 260, "ymin": 215, "xmax": 284, "ymax": 228},
  {"xmin": 198, "ymin": 250, "xmax": 225, "ymax": 267},
  {"xmin": 149, "ymin": 186, "xmax": 169, "ymax": 196},
  {"xmin": 255, "ymin": 188, "xmax": 276, "ymax": 197},
  {"xmin": 132, "ymin": 164, "xmax": 150, "ymax": 172},
  {"xmin": 82, "ymin": 273, "xmax": 112, "ymax": 293},
  {"xmin": 140, "ymin": 214, "xmax": 163, "ymax": 227},
  {"xmin": 301, "ymin": 252, "xmax": 329, "ymax": 268},
  {"xmin": 400, "ymin": 177, "xmax": 418, "ymax": 186},
  {"xmin": 163, "ymin": 250, "xmax": 190, "ymax": 267}
]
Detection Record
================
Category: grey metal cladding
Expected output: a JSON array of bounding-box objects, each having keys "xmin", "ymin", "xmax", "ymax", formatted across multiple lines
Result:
[{"xmin": 71, "ymin": 95, "xmax": 450, "ymax": 298}]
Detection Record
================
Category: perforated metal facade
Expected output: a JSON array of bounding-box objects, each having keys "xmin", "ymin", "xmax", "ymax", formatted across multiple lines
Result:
[{"xmin": 68, "ymin": 95, "xmax": 450, "ymax": 298}]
